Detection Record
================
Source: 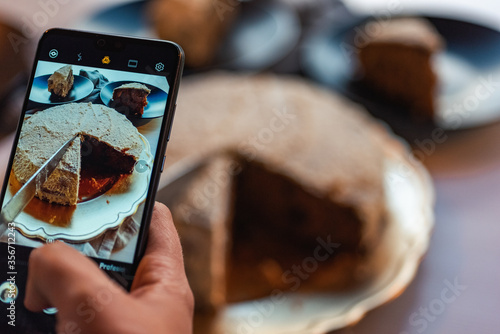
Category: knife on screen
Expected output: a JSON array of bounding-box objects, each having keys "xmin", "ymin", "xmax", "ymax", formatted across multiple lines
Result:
[{"xmin": 0, "ymin": 135, "xmax": 79, "ymax": 235}]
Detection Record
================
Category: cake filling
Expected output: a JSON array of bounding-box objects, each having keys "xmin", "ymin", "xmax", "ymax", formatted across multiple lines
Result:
[
  {"xmin": 78, "ymin": 134, "xmax": 137, "ymax": 202},
  {"xmin": 227, "ymin": 160, "xmax": 365, "ymax": 303}
]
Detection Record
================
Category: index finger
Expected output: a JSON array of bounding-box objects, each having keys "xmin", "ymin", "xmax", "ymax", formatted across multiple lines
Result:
[
  {"xmin": 145, "ymin": 202, "xmax": 183, "ymax": 260},
  {"xmin": 130, "ymin": 202, "xmax": 188, "ymax": 293}
]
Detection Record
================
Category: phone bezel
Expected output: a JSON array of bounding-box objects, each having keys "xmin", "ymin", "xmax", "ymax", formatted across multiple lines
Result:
[{"xmin": 0, "ymin": 28, "xmax": 184, "ymax": 287}]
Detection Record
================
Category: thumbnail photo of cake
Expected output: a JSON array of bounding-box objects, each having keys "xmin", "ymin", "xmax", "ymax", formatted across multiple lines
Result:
[
  {"xmin": 29, "ymin": 65, "xmax": 94, "ymax": 105},
  {"xmin": 112, "ymin": 82, "xmax": 151, "ymax": 117},
  {"xmin": 101, "ymin": 80, "xmax": 168, "ymax": 119},
  {"xmin": 47, "ymin": 65, "xmax": 74, "ymax": 98}
]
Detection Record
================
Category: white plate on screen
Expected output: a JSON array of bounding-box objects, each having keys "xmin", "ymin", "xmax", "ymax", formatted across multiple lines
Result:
[
  {"xmin": 6, "ymin": 134, "xmax": 152, "ymax": 243},
  {"xmin": 100, "ymin": 81, "xmax": 168, "ymax": 119},
  {"xmin": 29, "ymin": 74, "xmax": 94, "ymax": 105}
]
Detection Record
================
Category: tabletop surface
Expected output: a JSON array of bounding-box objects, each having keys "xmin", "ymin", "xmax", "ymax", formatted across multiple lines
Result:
[{"xmin": 0, "ymin": 1, "xmax": 499, "ymax": 333}]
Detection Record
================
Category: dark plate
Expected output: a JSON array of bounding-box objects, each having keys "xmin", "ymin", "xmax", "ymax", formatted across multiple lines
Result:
[
  {"xmin": 29, "ymin": 75, "xmax": 93, "ymax": 105},
  {"xmin": 77, "ymin": 0, "xmax": 300, "ymax": 71},
  {"xmin": 301, "ymin": 15, "xmax": 500, "ymax": 134},
  {"xmin": 100, "ymin": 81, "xmax": 168, "ymax": 118}
]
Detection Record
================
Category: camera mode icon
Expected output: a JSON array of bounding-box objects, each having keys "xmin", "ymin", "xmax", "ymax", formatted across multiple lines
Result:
[
  {"xmin": 49, "ymin": 49, "xmax": 58, "ymax": 59},
  {"xmin": 128, "ymin": 59, "xmax": 138, "ymax": 68}
]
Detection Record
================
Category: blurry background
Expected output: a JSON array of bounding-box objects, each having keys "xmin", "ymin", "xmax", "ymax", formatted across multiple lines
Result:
[{"xmin": 0, "ymin": 0, "xmax": 499, "ymax": 333}]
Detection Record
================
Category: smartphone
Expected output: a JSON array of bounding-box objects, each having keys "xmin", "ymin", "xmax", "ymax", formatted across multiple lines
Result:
[{"xmin": 0, "ymin": 28, "xmax": 184, "ymax": 332}]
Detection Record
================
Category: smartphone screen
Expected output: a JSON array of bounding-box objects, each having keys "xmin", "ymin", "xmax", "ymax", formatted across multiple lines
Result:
[{"xmin": 0, "ymin": 29, "xmax": 183, "ymax": 332}]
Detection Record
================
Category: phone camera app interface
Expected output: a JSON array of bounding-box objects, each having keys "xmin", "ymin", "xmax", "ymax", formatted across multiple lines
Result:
[{"xmin": 2, "ymin": 60, "xmax": 170, "ymax": 266}]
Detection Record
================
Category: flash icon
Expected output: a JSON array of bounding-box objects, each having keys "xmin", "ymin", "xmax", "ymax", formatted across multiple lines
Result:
[{"xmin": 102, "ymin": 56, "xmax": 111, "ymax": 64}]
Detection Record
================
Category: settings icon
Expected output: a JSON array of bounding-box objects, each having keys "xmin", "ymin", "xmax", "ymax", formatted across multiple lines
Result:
[
  {"xmin": 155, "ymin": 62, "xmax": 165, "ymax": 72},
  {"xmin": 49, "ymin": 49, "xmax": 58, "ymax": 59}
]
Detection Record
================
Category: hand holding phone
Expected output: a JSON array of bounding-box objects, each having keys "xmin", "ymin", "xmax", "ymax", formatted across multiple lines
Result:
[
  {"xmin": 0, "ymin": 29, "xmax": 184, "ymax": 332},
  {"xmin": 25, "ymin": 203, "xmax": 193, "ymax": 334}
]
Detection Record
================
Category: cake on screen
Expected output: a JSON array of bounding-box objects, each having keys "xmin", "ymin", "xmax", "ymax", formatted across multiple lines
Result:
[
  {"xmin": 112, "ymin": 82, "xmax": 151, "ymax": 117},
  {"xmin": 47, "ymin": 65, "xmax": 74, "ymax": 98},
  {"xmin": 12, "ymin": 102, "xmax": 143, "ymax": 206}
]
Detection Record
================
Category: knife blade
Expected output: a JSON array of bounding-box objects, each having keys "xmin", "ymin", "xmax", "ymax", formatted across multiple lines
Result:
[{"xmin": 0, "ymin": 134, "xmax": 79, "ymax": 235}]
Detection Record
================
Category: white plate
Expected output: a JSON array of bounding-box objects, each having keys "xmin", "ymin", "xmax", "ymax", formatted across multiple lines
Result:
[
  {"xmin": 210, "ymin": 151, "xmax": 434, "ymax": 333},
  {"xmin": 5, "ymin": 135, "xmax": 152, "ymax": 243}
]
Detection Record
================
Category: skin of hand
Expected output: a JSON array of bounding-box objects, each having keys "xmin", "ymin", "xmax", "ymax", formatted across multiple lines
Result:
[{"xmin": 24, "ymin": 202, "xmax": 194, "ymax": 334}]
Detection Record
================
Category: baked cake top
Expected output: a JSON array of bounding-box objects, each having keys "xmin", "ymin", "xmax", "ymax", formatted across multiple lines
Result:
[
  {"xmin": 114, "ymin": 82, "xmax": 151, "ymax": 93},
  {"xmin": 166, "ymin": 73, "xmax": 399, "ymax": 227},
  {"xmin": 361, "ymin": 17, "xmax": 444, "ymax": 51},
  {"xmin": 50, "ymin": 65, "xmax": 72, "ymax": 79}
]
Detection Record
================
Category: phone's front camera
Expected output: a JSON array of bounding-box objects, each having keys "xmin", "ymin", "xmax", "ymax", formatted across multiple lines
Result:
[{"xmin": 97, "ymin": 39, "xmax": 106, "ymax": 47}]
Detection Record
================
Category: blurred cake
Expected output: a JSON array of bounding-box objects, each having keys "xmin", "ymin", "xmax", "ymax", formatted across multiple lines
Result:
[
  {"xmin": 161, "ymin": 73, "xmax": 406, "ymax": 310},
  {"xmin": 112, "ymin": 82, "xmax": 151, "ymax": 117},
  {"xmin": 13, "ymin": 103, "xmax": 143, "ymax": 205},
  {"xmin": 356, "ymin": 17, "xmax": 444, "ymax": 121},
  {"xmin": 48, "ymin": 65, "xmax": 74, "ymax": 98},
  {"xmin": 148, "ymin": 0, "xmax": 239, "ymax": 67}
]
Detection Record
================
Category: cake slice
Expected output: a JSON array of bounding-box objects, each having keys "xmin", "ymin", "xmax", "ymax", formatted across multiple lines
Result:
[
  {"xmin": 163, "ymin": 155, "xmax": 236, "ymax": 310},
  {"xmin": 48, "ymin": 65, "xmax": 74, "ymax": 98},
  {"xmin": 356, "ymin": 18, "xmax": 444, "ymax": 121},
  {"xmin": 112, "ymin": 83, "xmax": 151, "ymax": 117},
  {"xmin": 14, "ymin": 135, "xmax": 82, "ymax": 206}
]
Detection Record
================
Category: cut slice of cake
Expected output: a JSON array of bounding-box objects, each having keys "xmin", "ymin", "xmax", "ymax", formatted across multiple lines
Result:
[
  {"xmin": 112, "ymin": 83, "xmax": 151, "ymax": 117},
  {"xmin": 356, "ymin": 17, "xmax": 444, "ymax": 121},
  {"xmin": 163, "ymin": 155, "xmax": 237, "ymax": 310},
  {"xmin": 48, "ymin": 65, "xmax": 74, "ymax": 98},
  {"xmin": 13, "ymin": 103, "xmax": 143, "ymax": 205}
]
